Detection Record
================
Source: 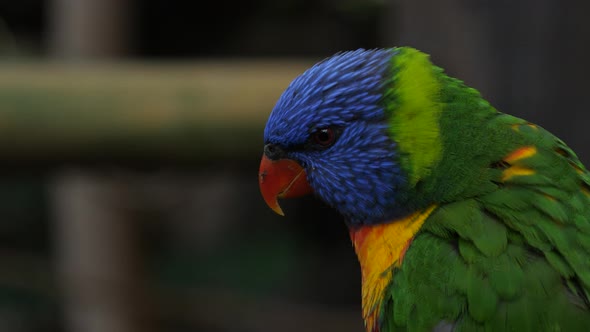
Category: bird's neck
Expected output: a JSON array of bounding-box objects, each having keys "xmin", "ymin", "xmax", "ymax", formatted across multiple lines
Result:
[{"xmin": 349, "ymin": 205, "xmax": 437, "ymax": 332}]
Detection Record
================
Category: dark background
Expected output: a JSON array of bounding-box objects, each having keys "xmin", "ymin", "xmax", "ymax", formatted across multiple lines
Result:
[{"xmin": 0, "ymin": 1, "xmax": 588, "ymax": 331}]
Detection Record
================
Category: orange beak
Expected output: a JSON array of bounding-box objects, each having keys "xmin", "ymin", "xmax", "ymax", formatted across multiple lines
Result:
[{"xmin": 258, "ymin": 155, "xmax": 313, "ymax": 215}]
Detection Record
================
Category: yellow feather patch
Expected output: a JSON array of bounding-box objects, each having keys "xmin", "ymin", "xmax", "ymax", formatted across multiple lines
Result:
[
  {"xmin": 511, "ymin": 123, "xmax": 538, "ymax": 132},
  {"xmin": 502, "ymin": 166, "xmax": 536, "ymax": 182},
  {"xmin": 503, "ymin": 146, "xmax": 537, "ymax": 164},
  {"xmin": 501, "ymin": 146, "xmax": 537, "ymax": 182},
  {"xmin": 350, "ymin": 205, "xmax": 437, "ymax": 332}
]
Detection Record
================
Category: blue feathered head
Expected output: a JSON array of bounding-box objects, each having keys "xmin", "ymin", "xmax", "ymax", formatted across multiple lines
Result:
[{"xmin": 259, "ymin": 49, "xmax": 408, "ymax": 225}]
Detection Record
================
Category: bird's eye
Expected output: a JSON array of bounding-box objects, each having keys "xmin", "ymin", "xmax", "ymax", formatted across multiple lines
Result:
[{"xmin": 311, "ymin": 128, "xmax": 336, "ymax": 147}]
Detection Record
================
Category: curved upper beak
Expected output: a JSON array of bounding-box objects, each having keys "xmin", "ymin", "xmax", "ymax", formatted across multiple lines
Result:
[{"xmin": 258, "ymin": 155, "xmax": 313, "ymax": 215}]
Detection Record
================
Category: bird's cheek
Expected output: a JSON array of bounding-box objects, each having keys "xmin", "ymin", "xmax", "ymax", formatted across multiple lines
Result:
[{"xmin": 258, "ymin": 155, "xmax": 313, "ymax": 216}]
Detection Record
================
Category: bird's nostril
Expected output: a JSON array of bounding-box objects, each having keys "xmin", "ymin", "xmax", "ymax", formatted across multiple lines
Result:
[{"xmin": 264, "ymin": 143, "xmax": 285, "ymax": 160}]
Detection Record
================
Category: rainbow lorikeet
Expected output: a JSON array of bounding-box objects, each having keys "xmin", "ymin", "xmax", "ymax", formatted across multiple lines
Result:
[{"xmin": 258, "ymin": 47, "xmax": 590, "ymax": 331}]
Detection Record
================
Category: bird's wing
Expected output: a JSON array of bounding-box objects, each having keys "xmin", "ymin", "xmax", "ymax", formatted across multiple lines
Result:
[{"xmin": 380, "ymin": 120, "xmax": 590, "ymax": 331}]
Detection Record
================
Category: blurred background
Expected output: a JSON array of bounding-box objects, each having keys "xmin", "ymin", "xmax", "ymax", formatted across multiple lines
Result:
[{"xmin": 0, "ymin": 1, "xmax": 589, "ymax": 331}]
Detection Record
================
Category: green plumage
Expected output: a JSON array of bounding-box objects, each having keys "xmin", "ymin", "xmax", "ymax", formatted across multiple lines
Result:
[{"xmin": 380, "ymin": 48, "xmax": 590, "ymax": 331}]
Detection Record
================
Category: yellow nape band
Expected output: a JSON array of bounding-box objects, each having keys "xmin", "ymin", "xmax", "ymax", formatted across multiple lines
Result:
[
  {"xmin": 350, "ymin": 205, "xmax": 437, "ymax": 332},
  {"xmin": 388, "ymin": 48, "xmax": 443, "ymax": 186}
]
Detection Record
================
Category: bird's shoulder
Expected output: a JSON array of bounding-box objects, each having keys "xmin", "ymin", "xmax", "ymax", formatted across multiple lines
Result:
[{"xmin": 380, "ymin": 119, "xmax": 590, "ymax": 331}]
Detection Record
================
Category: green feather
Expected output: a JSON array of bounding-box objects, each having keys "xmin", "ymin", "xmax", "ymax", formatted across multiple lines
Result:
[
  {"xmin": 487, "ymin": 252, "xmax": 525, "ymax": 300},
  {"xmin": 545, "ymin": 250, "xmax": 575, "ymax": 278}
]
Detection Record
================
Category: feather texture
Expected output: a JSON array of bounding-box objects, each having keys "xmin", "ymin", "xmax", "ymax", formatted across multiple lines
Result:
[{"xmin": 378, "ymin": 49, "xmax": 590, "ymax": 331}]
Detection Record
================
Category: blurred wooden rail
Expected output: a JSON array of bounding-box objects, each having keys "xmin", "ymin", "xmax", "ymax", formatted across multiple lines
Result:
[
  {"xmin": 0, "ymin": 61, "xmax": 314, "ymax": 164},
  {"xmin": 0, "ymin": 61, "xmax": 315, "ymax": 331}
]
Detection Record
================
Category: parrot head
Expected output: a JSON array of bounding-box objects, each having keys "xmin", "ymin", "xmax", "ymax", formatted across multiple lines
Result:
[{"xmin": 259, "ymin": 48, "xmax": 427, "ymax": 226}]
